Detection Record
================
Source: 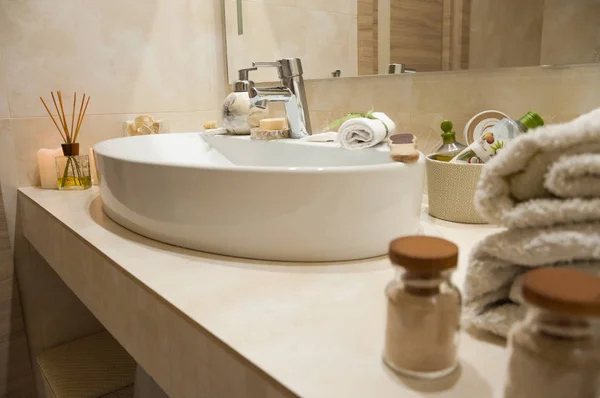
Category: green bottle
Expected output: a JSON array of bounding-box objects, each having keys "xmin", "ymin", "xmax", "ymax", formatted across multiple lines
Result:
[{"xmin": 434, "ymin": 120, "xmax": 467, "ymax": 162}]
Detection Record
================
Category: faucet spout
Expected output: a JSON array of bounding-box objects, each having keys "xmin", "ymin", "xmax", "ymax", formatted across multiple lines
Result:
[
  {"xmin": 249, "ymin": 86, "xmax": 308, "ymax": 138},
  {"xmin": 250, "ymin": 86, "xmax": 293, "ymax": 103},
  {"xmin": 250, "ymin": 58, "xmax": 312, "ymax": 138}
]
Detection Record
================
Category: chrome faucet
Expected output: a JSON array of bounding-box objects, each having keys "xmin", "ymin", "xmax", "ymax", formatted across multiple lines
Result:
[{"xmin": 249, "ymin": 58, "xmax": 312, "ymax": 138}]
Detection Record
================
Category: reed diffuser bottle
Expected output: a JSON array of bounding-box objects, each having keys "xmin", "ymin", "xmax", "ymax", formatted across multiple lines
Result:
[{"xmin": 40, "ymin": 91, "xmax": 92, "ymax": 190}]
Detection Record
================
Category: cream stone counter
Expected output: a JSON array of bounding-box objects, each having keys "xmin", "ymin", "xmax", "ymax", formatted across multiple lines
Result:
[{"xmin": 18, "ymin": 187, "xmax": 508, "ymax": 398}]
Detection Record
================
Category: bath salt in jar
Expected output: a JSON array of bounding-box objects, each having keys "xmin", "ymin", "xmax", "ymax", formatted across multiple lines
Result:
[
  {"xmin": 504, "ymin": 268, "xmax": 600, "ymax": 398},
  {"xmin": 383, "ymin": 236, "xmax": 461, "ymax": 379}
]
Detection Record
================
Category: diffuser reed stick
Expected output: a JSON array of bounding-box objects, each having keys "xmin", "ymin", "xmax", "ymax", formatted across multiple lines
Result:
[
  {"xmin": 39, "ymin": 91, "xmax": 92, "ymax": 189},
  {"xmin": 40, "ymin": 91, "xmax": 91, "ymax": 144}
]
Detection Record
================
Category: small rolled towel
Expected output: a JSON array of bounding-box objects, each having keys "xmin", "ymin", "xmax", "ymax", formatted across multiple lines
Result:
[
  {"xmin": 336, "ymin": 112, "xmax": 395, "ymax": 149},
  {"xmin": 475, "ymin": 107, "xmax": 600, "ymax": 228},
  {"xmin": 463, "ymin": 223, "xmax": 600, "ymax": 337}
]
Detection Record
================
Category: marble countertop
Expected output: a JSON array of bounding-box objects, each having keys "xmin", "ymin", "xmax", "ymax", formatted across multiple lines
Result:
[{"xmin": 19, "ymin": 186, "xmax": 507, "ymax": 398}]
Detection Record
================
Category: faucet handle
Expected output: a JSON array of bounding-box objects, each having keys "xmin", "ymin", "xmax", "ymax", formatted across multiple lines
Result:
[
  {"xmin": 253, "ymin": 59, "xmax": 304, "ymax": 79},
  {"xmin": 234, "ymin": 67, "xmax": 258, "ymax": 92},
  {"xmin": 238, "ymin": 67, "xmax": 257, "ymax": 81}
]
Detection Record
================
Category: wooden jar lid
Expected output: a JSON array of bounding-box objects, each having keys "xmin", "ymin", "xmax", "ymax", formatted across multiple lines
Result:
[
  {"xmin": 523, "ymin": 268, "xmax": 600, "ymax": 317},
  {"xmin": 389, "ymin": 236, "xmax": 458, "ymax": 273}
]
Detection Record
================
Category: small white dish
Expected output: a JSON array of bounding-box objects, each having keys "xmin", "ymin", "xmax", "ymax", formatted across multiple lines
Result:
[{"xmin": 464, "ymin": 110, "xmax": 509, "ymax": 144}]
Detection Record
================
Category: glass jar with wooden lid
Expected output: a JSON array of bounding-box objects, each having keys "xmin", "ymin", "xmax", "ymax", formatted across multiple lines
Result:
[
  {"xmin": 504, "ymin": 268, "xmax": 600, "ymax": 398},
  {"xmin": 383, "ymin": 236, "xmax": 461, "ymax": 379}
]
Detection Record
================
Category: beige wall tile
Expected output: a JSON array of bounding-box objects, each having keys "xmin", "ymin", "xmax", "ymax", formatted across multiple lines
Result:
[
  {"xmin": 469, "ymin": 0, "xmax": 545, "ymax": 69},
  {"xmin": 243, "ymin": 0, "xmax": 357, "ymax": 14},
  {"xmin": 226, "ymin": 0, "xmax": 358, "ymax": 82},
  {"xmin": 0, "ymin": 119, "xmax": 18, "ymax": 248},
  {"xmin": 305, "ymin": 74, "xmax": 411, "ymax": 134},
  {"xmin": 306, "ymin": 74, "xmax": 412, "ymax": 113},
  {"xmin": 0, "ymin": 50, "xmax": 8, "ymax": 119},
  {"xmin": 541, "ymin": 0, "xmax": 600, "ymax": 65},
  {"xmin": 243, "ymin": 0, "xmax": 296, "ymax": 6},
  {"xmin": 294, "ymin": 0, "xmax": 357, "ymax": 15},
  {"xmin": 0, "ymin": 0, "xmax": 226, "ymax": 117}
]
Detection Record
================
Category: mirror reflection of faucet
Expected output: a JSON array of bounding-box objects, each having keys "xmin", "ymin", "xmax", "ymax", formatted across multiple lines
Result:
[{"xmin": 388, "ymin": 63, "xmax": 416, "ymax": 74}]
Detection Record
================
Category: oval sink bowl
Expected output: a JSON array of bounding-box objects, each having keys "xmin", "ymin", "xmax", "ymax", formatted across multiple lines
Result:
[{"xmin": 94, "ymin": 134, "xmax": 425, "ymax": 262}]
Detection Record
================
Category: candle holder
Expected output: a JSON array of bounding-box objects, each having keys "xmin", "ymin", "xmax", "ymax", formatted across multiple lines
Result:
[{"xmin": 55, "ymin": 143, "xmax": 92, "ymax": 190}]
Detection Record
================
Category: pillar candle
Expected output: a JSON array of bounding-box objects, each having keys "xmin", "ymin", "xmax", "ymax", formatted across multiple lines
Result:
[
  {"xmin": 37, "ymin": 148, "xmax": 63, "ymax": 189},
  {"xmin": 89, "ymin": 147, "xmax": 100, "ymax": 185}
]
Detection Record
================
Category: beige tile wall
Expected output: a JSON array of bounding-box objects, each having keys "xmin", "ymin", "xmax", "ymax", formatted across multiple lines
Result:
[
  {"xmin": 469, "ymin": 0, "xmax": 600, "ymax": 70},
  {"xmin": 541, "ymin": 0, "xmax": 600, "ymax": 65},
  {"xmin": 0, "ymin": 0, "xmax": 227, "ymax": 248},
  {"xmin": 469, "ymin": 0, "xmax": 545, "ymax": 70},
  {"xmin": 225, "ymin": 0, "xmax": 358, "ymax": 82},
  {"xmin": 0, "ymin": 49, "xmax": 8, "ymax": 119},
  {"xmin": 305, "ymin": 64, "xmax": 600, "ymax": 154}
]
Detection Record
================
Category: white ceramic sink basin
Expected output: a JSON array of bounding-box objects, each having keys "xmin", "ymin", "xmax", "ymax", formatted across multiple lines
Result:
[{"xmin": 94, "ymin": 134, "xmax": 425, "ymax": 262}]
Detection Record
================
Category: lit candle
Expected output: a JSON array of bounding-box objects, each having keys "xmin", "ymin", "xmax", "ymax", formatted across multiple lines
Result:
[
  {"xmin": 37, "ymin": 148, "xmax": 63, "ymax": 189},
  {"xmin": 89, "ymin": 147, "xmax": 99, "ymax": 185}
]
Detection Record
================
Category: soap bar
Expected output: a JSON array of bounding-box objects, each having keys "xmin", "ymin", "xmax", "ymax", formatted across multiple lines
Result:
[
  {"xmin": 259, "ymin": 118, "xmax": 288, "ymax": 131},
  {"xmin": 389, "ymin": 134, "xmax": 419, "ymax": 163}
]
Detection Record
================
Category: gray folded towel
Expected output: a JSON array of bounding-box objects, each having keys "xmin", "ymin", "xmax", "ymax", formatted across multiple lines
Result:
[
  {"xmin": 475, "ymin": 107, "xmax": 600, "ymax": 229},
  {"xmin": 464, "ymin": 108, "xmax": 600, "ymax": 337}
]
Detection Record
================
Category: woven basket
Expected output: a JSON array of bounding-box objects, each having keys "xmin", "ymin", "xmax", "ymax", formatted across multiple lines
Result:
[{"xmin": 426, "ymin": 154, "xmax": 486, "ymax": 224}]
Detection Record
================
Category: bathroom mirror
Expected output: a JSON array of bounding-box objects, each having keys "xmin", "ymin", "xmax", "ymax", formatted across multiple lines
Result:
[{"xmin": 224, "ymin": 0, "xmax": 600, "ymax": 82}]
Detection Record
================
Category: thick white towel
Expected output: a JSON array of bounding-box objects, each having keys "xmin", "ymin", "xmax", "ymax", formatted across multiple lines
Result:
[
  {"xmin": 336, "ymin": 112, "xmax": 395, "ymax": 150},
  {"xmin": 463, "ymin": 223, "xmax": 600, "ymax": 337},
  {"xmin": 475, "ymin": 107, "xmax": 600, "ymax": 228},
  {"xmin": 464, "ymin": 108, "xmax": 600, "ymax": 337}
]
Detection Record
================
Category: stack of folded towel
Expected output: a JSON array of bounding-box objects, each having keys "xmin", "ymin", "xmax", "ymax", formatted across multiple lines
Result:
[{"xmin": 463, "ymin": 108, "xmax": 600, "ymax": 337}]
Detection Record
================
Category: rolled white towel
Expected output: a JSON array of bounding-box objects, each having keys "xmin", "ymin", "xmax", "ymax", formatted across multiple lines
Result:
[{"xmin": 336, "ymin": 112, "xmax": 395, "ymax": 150}]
